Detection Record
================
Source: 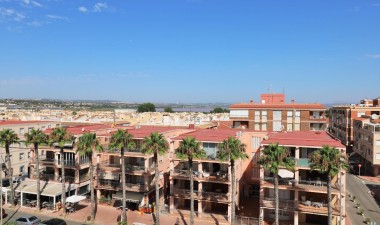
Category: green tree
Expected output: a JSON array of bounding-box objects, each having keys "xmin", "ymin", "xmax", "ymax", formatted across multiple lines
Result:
[
  {"xmin": 141, "ymin": 132, "xmax": 169, "ymax": 225},
  {"xmin": 176, "ymin": 136, "xmax": 206, "ymax": 225},
  {"xmin": 309, "ymin": 146, "xmax": 348, "ymax": 225},
  {"xmin": 77, "ymin": 132, "xmax": 103, "ymax": 222},
  {"xmin": 24, "ymin": 129, "xmax": 49, "ymax": 211},
  {"xmin": 49, "ymin": 127, "xmax": 74, "ymax": 214},
  {"xmin": 0, "ymin": 129, "xmax": 19, "ymax": 208},
  {"xmin": 164, "ymin": 107, "xmax": 173, "ymax": 113},
  {"xmin": 210, "ymin": 107, "xmax": 228, "ymax": 113},
  {"xmin": 109, "ymin": 129, "xmax": 135, "ymax": 223},
  {"xmin": 258, "ymin": 143, "xmax": 295, "ymax": 225},
  {"xmin": 137, "ymin": 103, "xmax": 156, "ymax": 112},
  {"xmin": 217, "ymin": 137, "xmax": 248, "ymax": 225}
]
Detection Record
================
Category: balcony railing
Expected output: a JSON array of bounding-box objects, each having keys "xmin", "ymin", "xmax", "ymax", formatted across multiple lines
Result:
[
  {"xmin": 261, "ymin": 177, "xmax": 340, "ymax": 191},
  {"xmin": 172, "ymin": 169, "xmax": 228, "ymax": 181},
  {"xmin": 97, "ymin": 179, "xmax": 121, "ymax": 189},
  {"xmin": 296, "ymin": 158, "xmax": 311, "ymax": 167},
  {"xmin": 172, "ymin": 188, "xmax": 199, "ymax": 198},
  {"xmin": 65, "ymin": 176, "xmax": 75, "ymax": 183},
  {"xmin": 262, "ymin": 197, "xmax": 297, "ymax": 210},
  {"xmin": 99, "ymin": 160, "xmax": 155, "ymax": 173},
  {"xmin": 80, "ymin": 174, "xmax": 91, "ymax": 182},
  {"xmin": 201, "ymin": 191, "xmax": 229, "ymax": 201}
]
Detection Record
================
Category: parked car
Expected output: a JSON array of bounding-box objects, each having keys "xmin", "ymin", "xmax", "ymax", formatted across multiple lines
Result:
[
  {"xmin": 2, "ymin": 178, "xmax": 10, "ymax": 187},
  {"xmin": 15, "ymin": 215, "xmax": 41, "ymax": 225},
  {"xmin": 40, "ymin": 218, "xmax": 67, "ymax": 225}
]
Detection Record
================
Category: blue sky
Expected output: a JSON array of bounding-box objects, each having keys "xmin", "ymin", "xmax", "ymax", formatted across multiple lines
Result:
[{"xmin": 0, "ymin": 0, "xmax": 379, "ymax": 104}]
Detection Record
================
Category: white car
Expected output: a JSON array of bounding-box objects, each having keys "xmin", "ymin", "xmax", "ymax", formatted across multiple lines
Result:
[{"xmin": 15, "ymin": 215, "xmax": 41, "ymax": 225}]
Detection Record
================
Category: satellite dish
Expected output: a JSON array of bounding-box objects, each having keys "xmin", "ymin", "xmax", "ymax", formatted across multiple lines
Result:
[{"xmin": 371, "ymin": 114, "xmax": 379, "ymax": 120}]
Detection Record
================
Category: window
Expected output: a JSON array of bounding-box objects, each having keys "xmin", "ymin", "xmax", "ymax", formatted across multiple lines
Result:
[
  {"xmin": 262, "ymin": 111, "xmax": 267, "ymax": 122},
  {"xmin": 230, "ymin": 110, "xmax": 249, "ymax": 118},
  {"xmin": 203, "ymin": 142, "xmax": 218, "ymax": 159},
  {"xmin": 357, "ymin": 112, "xmax": 365, "ymax": 117},
  {"xmin": 254, "ymin": 111, "xmax": 260, "ymax": 122},
  {"xmin": 294, "ymin": 123, "xmax": 300, "ymax": 131},
  {"xmin": 19, "ymin": 128, "xmax": 24, "ymax": 136},
  {"xmin": 28, "ymin": 127, "xmax": 33, "ymax": 133},
  {"xmin": 376, "ymin": 140, "xmax": 380, "ymax": 146},
  {"xmin": 262, "ymin": 123, "xmax": 267, "ymax": 131},
  {"xmin": 251, "ymin": 137, "xmax": 261, "ymax": 149},
  {"xmin": 254, "ymin": 123, "xmax": 260, "ymax": 130},
  {"xmin": 20, "ymin": 165, "xmax": 25, "ymax": 173},
  {"xmin": 19, "ymin": 153, "xmax": 24, "ymax": 160},
  {"xmin": 287, "ymin": 123, "xmax": 293, "ymax": 131},
  {"xmin": 376, "ymin": 154, "xmax": 380, "ymax": 160}
]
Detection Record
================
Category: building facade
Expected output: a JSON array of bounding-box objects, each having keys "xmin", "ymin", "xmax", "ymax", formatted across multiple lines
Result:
[
  {"xmin": 0, "ymin": 120, "xmax": 60, "ymax": 178},
  {"xmin": 353, "ymin": 116, "xmax": 380, "ymax": 176},
  {"xmin": 259, "ymin": 131, "xmax": 346, "ymax": 225},
  {"xmin": 229, "ymin": 94, "xmax": 327, "ymax": 132}
]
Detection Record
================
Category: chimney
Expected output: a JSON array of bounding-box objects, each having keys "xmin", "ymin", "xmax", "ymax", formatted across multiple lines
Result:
[
  {"xmin": 249, "ymin": 100, "xmax": 254, "ymax": 103},
  {"xmin": 291, "ymin": 99, "xmax": 295, "ymax": 104},
  {"xmin": 189, "ymin": 124, "xmax": 195, "ymax": 129}
]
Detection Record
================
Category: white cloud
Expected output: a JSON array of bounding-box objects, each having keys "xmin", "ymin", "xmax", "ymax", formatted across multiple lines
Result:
[
  {"xmin": 0, "ymin": 7, "xmax": 25, "ymax": 22},
  {"xmin": 373, "ymin": 3, "xmax": 380, "ymax": 7},
  {"xmin": 366, "ymin": 54, "xmax": 380, "ymax": 59},
  {"xmin": 93, "ymin": 2, "xmax": 108, "ymax": 12},
  {"xmin": 46, "ymin": 14, "xmax": 68, "ymax": 20},
  {"xmin": 22, "ymin": 0, "xmax": 43, "ymax": 7},
  {"xmin": 78, "ymin": 6, "xmax": 88, "ymax": 13}
]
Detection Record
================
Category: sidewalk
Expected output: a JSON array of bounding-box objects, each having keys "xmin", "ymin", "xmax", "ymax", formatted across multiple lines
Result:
[
  {"xmin": 358, "ymin": 175, "xmax": 380, "ymax": 183},
  {"xmin": 3, "ymin": 202, "xmax": 227, "ymax": 225}
]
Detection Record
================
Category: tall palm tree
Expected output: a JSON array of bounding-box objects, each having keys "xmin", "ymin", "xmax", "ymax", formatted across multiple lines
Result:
[
  {"xmin": 24, "ymin": 129, "xmax": 49, "ymax": 211},
  {"xmin": 258, "ymin": 143, "xmax": 295, "ymax": 225},
  {"xmin": 0, "ymin": 129, "xmax": 19, "ymax": 207},
  {"xmin": 109, "ymin": 129, "xmax": 135, "ymax": 223},
  {"xmin": 176, "ymin": 136, "xmax": 206, "ymax": 225},
  {"xmin": 141, "ymin": 132, "xmax": 169, "ymax": 225},
  {"xmin": 77, "ymin": 132, "xmax": 103, "ymax": 222},
  {"xmin": 309, "ymin": 145, "xmax": 348, "ymax": 225},
  {"xmin": 217, "ymin": 137, "xmax": 248, "ymax": 225},
  {"xmin": 49, "ymin": 127, "xmax": 74, "ymax": 214}
]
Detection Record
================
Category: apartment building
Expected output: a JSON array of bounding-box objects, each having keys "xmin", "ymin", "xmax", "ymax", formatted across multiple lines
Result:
[
  {"xmin": 229, "ymin": 94, "xmax": 327, "ymax": 132},
  {"xmin": 0, "ymin": 120, "xmax": 60, "ymax": 178},
  {"xmin": 168, "ymin": 129, "xmax": 261, "ymax": 223},
  {"xmin": 95, "ymin": 126, "xmax": 190, "ymax": 210},
  {"xmin": 29, "ymin": 124, "xmax": 112, "ymax": 196},
  {"xmin": 352, "ymin": 116, "xmax": 380, "ymax": 176},
  {"xmin": 259, "ymin": 131, "xmax": 346, "ymax": 225},
  {"xmin": 329, "ymin": 98, "xmax": 380, "ymax": 147}
]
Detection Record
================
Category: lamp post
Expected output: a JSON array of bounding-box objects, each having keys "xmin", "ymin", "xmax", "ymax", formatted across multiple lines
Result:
[
  {"xmin": 339, "ymin": 171, "xmax": 342, "ymax": 225},
  {"xmin": 358, "ymin": 164, "xmax": 362, "ymax": 176}
]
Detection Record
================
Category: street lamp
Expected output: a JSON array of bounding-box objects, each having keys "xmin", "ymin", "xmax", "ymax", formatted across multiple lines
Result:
[{"xmin": 358, "ymin": 164, "xmax": 362, "ymax": 176}]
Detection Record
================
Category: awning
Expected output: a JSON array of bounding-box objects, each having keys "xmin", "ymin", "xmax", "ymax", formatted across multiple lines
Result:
[
  {"xmin": 278, "ymin": 169, "xmax": 294, "ymax": 178},
  {"xmin": 113, "ymin": 191, "xmax": 143, "ymax": 203},
  {"xmin": 98, "ymin": 172, "xmax": 119, "ymax": 180},
  {"xmin": 66, "ymin": 195, "xmax": 86, "ymax": 203}
]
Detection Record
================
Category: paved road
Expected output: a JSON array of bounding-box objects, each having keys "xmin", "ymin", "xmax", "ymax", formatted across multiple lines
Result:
[
  {"xmin": 2, "ymin": 208, "xmax": 89, "ymax": 225},
  {"xmin": 346, "ymin": 173, "xmax": 380, "ymax": 224}
]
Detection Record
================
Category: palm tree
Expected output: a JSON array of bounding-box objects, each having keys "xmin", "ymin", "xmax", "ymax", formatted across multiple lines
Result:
[
  {"xmin": 176, "ymin": 136, "xmax": 206, "ymax": 225},
  {"xmin": 0, "ymin": 129, "xmax": 19, "ymax": 207},
  {"xmin": 217, "ymin": 137, "xmax": 248, "ymax": 225},
  {"xmin": 258, "ymin": 143, "xmax": 295, "ymax": 225},
  {"xmin": 24, "ymin": 129, "xmax": 49, "ymax": 211},
  {"xmin": 109, "ymin": 129, "xmax": 135, "ymax": 223},
  {"xmin": 77, "ymin": 132, "xmax": 103, "ymax": 222},
  {"xmin": 309, "ymin": 145, "xmax": 348, "ymax": 225},
  {"xmin": 49, "ymin": 127, "xmax": 74, "ymax": 214},
  {"xmin": 141, "ymin": 132, "xmax": 169, "ymax": 225}
]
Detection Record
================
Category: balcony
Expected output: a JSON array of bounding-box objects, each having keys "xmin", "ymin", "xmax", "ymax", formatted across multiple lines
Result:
[
  {"xmin": 262, "ymin": 198, "xmax": 297, "ymax": 210},
  {"xmin": 171, "ymin": 169, "xmax": 228, "ymax": 182},
  {"xmin": 97, "ymin": 179, "xmax": 121, "ymax": 189},
  {"xmin": 125, "ymin": 182, "xmax": 146, "ymax": 192},
  {"xmin": 98, "ymin": 160, "xmax": 155, "ymax": 173},
  {"xmin": 201, "ymin": 191, "xmax": 229, "ymax": 202},
  {"xmin": 80, "ymin": 174, "xmax": 91, "ymax": 182},
  {"xmin": 172, "ymin": 188, "xmax": 199, "ymax": 199},
  {"xmin": 261, "ymin": 178, "xmax": 341, "ymax": 193},
  {"xmin": 298, "ymin": 201, "xmax": 340, "ymax": 216},
  {"xmin": 296, "ymin": 158, "xmax": 311, "ymax": 167}
]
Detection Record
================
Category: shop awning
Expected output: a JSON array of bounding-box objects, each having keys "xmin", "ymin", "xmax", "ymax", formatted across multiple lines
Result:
[
  {"xmin": 66, "ymin": 195, "xmax": 86, "ymax": 203},
  {"xmin": 113, "ymin": 191, "xmax": 143, "ymax": 203}
]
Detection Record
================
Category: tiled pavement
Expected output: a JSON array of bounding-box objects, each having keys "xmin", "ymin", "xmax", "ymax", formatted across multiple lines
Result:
[{"xmin": 3, "ymin": 202, "xmax": 228, "ymax": 225}]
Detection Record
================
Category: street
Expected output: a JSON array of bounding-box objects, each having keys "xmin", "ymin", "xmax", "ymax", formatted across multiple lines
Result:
[
  {"xmin": 3, "ymin": 208, "xmax": 91, "ymax": 225},
  {"xmin": 346, "ymin": 173, "xmax": 380, "ymax": 224}
]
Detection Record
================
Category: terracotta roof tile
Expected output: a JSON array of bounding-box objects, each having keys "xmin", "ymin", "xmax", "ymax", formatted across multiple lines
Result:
[
  {"xmin": 229, "ymin": 103, "xmax": 326, "ymax": 110},
  {"xmin": 262, "ymin": 131, "xmax": 344, "ymax": 148}
]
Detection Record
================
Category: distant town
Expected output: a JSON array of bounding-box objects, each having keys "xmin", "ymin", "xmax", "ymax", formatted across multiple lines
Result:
[{"xmin": 0, "ymin": 93, "xmax": 379, "ymax": 225}]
